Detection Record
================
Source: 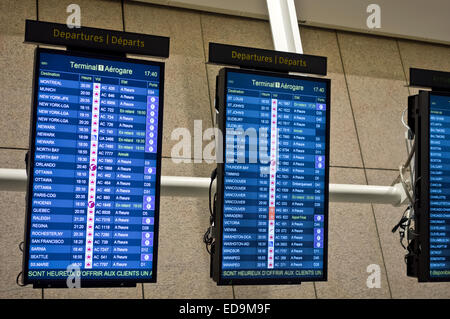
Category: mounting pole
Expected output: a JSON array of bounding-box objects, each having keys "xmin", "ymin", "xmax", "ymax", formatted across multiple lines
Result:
[
  {"xmin": 0, "ymin": 168, "xmax": 408, "ymax": 206},
  {"xmin": 266, "ymin": 0, "xmax": 303, "ymax": 54}
]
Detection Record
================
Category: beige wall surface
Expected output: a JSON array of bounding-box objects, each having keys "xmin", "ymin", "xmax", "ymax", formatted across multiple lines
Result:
[{"xmin": 1, "ymin": 0, "xmax": 450, "ymax": 299}]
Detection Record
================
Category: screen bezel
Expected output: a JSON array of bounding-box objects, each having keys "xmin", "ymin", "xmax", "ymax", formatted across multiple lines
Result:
[
  {"xmin": 417, "ymin": 90, "xmax": 450, "ymax": 282},
  {"xmin": 22, "ymin": 47, "xmax": 165, "ymax": 288},
  {"xmin": 215, "ymin": 67, "xmax": 330, "ymax": 285}
]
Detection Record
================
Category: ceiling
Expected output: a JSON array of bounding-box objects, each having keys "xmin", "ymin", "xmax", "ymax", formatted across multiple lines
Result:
[{"xmin": 134, "ymin": 0, "xmax": 450, "ymax": 45}]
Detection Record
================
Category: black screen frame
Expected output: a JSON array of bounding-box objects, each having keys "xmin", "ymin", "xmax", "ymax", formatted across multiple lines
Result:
[
  {"xmin": 416, "ymin": 90, "xmax": 450, "ymax": 282},
  {"xmin": 213, "ymin": 67, "xmax": 330, "ymax": 285},
  {"xmin": 22, "ymin": 47, "xmax": 165, "ymax": 288}
]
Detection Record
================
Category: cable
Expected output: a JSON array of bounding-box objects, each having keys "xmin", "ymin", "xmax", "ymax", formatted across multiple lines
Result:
[
  {"xmin": 16, "ymin": 271, "xmax": 25, "ymax": 287},
  {"xmin": 400, "ymin": 106, "xmax": 415, "ymax": 193},
  {"xmin": 208, "ymin": 169, "xmax": 216, "ymax": 218},
  {"xmin": 392, "ymin": 206, "xmax": 410, "ymax": 250},
  {"xmin": 203, "ymin": 169, "xmax": 217, "ymax": 255},
  {"xmin": 401, "ymin": 106, "xmax": 413, "ymax": 138},
  {"xmin": 403, "ymin": 138, "xmax": 416, "ymax": 171},
  {"xmin": 213, "ymin": 193, "xmax": 217, "ymax": 219},
  {"xmin": 395, "ymin": 106, "xmax": 423, "ymax": 266},
  {"xmin": 399, "ymin": 163, "xmax": 414, "ymax": 206},
  {"xmin": 203, "ymin": 228, "xmax": 213, "ymax": 254},
  {"xmin": 15, "ymin": 241, "xmax": 26, "ymax": 287},
  {"xmin": 394, "ymin": 122, "xmax": 416, "ymax": 207},
  {"xmin": 391, "ymin": 107, "xmax": 418, "ymax": 256},
  {"xmin": 406, "ymin": 137, "xmax": 416, "ymax": 199}
]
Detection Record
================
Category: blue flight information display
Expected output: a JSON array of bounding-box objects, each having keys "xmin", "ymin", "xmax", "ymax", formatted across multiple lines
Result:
[
  {"xmin": 23, "ymin": 48, "xmax": 163, "ymax": 287},
  {"xmin": 428, "ymin": 93, "xmax": 450, "ymax": 279},
  {"xmin": 215, "ymin": 69, "xmax": 329, "ymax": 284}
]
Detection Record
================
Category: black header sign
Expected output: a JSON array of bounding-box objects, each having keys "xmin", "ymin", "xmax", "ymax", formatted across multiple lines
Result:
[
  {"xmin": 208, "ymin": 42, "xmax": 327, "ymax": 75},
  {"xmin": 24, "ymin": 20, "xmax": 170, "ymax": 58},
  {"xmin": 410, "ymin": 68, "xmax": 450, "ymax": 91}
]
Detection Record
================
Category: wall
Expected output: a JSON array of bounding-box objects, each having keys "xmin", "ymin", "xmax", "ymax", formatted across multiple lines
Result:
[{"xmin": 1, "ymin": 0, "xmax": 450, "ymax": 299}]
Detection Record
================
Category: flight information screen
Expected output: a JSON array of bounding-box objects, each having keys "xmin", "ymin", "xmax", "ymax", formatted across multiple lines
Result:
[
  {"xmin": 23, "ymin": 48, "xmax": 163, "ymax": 287},
  {"xmin": 428, "ymin": 93, "xmax": 450, "ymax": 280},
  {"xmin": 217, "ymin": 69, "xmax": 329, "ymax": 284}
]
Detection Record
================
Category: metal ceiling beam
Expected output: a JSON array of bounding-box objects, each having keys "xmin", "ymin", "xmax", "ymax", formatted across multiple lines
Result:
[{"xmin": 266, "ymin": 0, "xmax": 303, "ymax": 53}]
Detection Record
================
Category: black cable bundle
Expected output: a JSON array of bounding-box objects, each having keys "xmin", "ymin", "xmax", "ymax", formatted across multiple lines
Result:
[
  {"xmin": 203, "ymin": 169, "xmax": 217, "ymax": 254},
  {"xmin": 392, "ymin": 206, "xmax": 410, "ymax": 250}
]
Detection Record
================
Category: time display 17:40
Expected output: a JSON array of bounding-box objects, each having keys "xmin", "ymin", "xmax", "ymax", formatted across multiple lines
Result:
[
  {"xmin": 145, "ymin": 70, "xmax": 158, "ymax": 77},
  {"xmin": 313, "ymin": 86, "xmax": 325, "ymax": 93}
]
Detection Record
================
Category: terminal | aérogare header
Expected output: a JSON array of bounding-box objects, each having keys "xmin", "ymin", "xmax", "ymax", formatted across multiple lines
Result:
[{"xmin": 69, "ymin": 61, "xmax": 133, "ymax": 76}]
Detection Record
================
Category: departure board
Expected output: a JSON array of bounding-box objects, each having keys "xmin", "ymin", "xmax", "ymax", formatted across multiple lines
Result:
[
  {"xmin": 428, "ymin": 93, "xmax": 450, "ymax": 280},
  {"xmin": 23, "ymin": 48, "xmax": 163, "ymax": 287},
  {"xmin": 213, "ymin": 68, "xmax": 330, "ymax": 284}
]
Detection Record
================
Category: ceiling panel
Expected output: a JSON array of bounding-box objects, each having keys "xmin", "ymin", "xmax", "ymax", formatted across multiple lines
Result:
[{"xmin": 133, "ymin": 0, "xmax": 450, "ymax": 45}]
